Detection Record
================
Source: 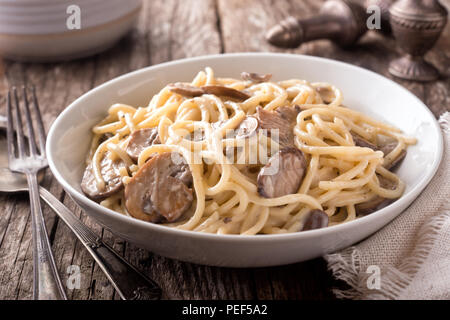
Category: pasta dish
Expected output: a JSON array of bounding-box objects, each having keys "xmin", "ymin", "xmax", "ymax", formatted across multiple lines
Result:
[{"xmin": 80, "ymin": 68, "xmax": 416, "ymax": 235}]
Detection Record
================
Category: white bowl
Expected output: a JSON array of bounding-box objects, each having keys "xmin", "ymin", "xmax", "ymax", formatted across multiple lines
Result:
[
  {"xmin": 0, "ymin": 0, "xmax": 141, "ymax": 62},
  {"xmin": 46, "ymin": 53, "xmax": 443, "ymax": 267}
]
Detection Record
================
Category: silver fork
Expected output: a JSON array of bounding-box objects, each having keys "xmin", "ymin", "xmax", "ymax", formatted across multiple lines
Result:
[{"xmin": 6, "ymin": 86, "xmax": 67, "ymax": 300}]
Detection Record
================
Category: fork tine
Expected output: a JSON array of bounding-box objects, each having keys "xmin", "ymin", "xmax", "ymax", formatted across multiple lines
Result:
[
  {"xmin": 6, "ymin": 91, "xmax": 15, "ymax": 160},
  {"xmin": 31, "ymin": 86, "xmax": 46, "ymax": 154},
  {"xmin": 13, "ymin": 87, "xmax": 27, "ymax": 159},
  {"xmin": 22, "ymin": 86, "xmax": 38, "ymax": 156}
]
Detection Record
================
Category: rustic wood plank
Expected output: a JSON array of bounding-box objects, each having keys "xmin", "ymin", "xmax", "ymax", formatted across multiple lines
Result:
[
  {"xmin": 170, "ymin": 0, "xmax": 222, "ymax": 59},
  {"xmin": 218, "ymin": 0, "xmax": 292, "ymax": 53},
  {"xmin": 0, "ymin": 0, "xmax": 448, "ymax": 301},
  {"xmin": 0, "ymin": 193, "xmax": 32, "ymax": 299}
]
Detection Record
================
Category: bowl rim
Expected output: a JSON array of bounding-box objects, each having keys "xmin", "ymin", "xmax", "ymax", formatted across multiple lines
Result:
[{"xmin": 46, "ymin": 52, "xmax": 444, "ymax": 243}]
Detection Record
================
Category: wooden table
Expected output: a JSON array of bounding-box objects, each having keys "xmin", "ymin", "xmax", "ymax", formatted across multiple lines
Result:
[{"xmin": 0, "ymin": 0, "xmax": 448, "ymax": 300}]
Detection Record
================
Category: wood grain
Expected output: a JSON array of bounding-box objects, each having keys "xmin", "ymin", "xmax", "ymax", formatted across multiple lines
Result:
[{"xmin": 0, "ymin": 0, "xmax": 448, "ymax": 300}]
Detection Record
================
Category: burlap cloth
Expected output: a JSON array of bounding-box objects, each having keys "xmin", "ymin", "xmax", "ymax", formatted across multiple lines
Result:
[{"xmin": 325, "ymin": 112, "xmax": 450, "ymax": 300}]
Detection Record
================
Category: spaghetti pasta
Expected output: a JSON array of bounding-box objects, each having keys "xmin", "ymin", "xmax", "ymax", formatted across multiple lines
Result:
[{"xmin": 81, "ymin": 68, "xmax": 417, "ymax": 235}]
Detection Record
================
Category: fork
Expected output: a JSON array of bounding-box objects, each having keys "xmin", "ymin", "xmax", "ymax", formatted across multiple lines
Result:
[{"xmin": 6, "ymin": 86, "xmax": 67, "ymax": 300}]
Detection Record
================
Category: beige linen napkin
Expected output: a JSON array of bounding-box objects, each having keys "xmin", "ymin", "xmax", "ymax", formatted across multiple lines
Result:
[{"xmin": 325, "ymin": 112, "xmax": 450, "ymax": 300}]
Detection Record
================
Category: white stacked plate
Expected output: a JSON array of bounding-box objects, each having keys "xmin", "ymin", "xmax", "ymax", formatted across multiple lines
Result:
[{"xmin": 0, "ymin": 0, "xmax": 141, "ymax": 62}]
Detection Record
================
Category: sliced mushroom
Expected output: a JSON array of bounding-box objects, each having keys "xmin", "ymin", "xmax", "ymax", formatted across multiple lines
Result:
[
  {"xmin": 170, "ymin": 153, "xmax": 194, "ymax": 187},
  {"xmin": 255, "ymin": 106, "xmax": 300, "ymax": 147},
  {"xmin": 351, "ymin": 132, "xmax": 377, "ymax": 150},
  {"xmin": 124, "ymin": 152, "xmax": 193, "ymax": 223},
  {"xmin": 257, "ymin": 147, "xmax": 307, "ymax": 198},
  {"xmin": 379, "ymin": 142, "xmax": 397, "ymax": 155},
  {"xmin": 350, "ymin": 135, "xmax": 407, "ymax": 170},
  {"xmin": 240, "ymin": 72, "xmax": 272, "ymax": 83},
  {"xmin": 126, "ymin": 128, "xmax": 160, "ymax": 162},
  {"xmin": 379, "ymin": 142, "xmax": 407, "ymax": 170},
  {"xmin": 302, "ymin": 209, "xmax": 329, "ymax": 231},
  {"xmin": 81, "ymin": 153, "xmax": 124, "ymax": 201},
  {"xmin": 355, "ymin": 175, "xmax": 396, "ymax": 216},
  {"xmin": 235, "ymin": 116, "xmax": 259, "ymax": 139},
  {"xmin": 201, "ymin": 85, "xmax": 250, "ymax": 101},
  {"xmin": 168, "ymin": 82, "xmax": 204, "ymax": 97},
  {"xmin": 315, "ymin": 85, "xmax": 335, "ymax": 104}
]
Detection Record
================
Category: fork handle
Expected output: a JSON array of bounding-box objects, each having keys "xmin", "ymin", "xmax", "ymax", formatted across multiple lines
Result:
[
  {"xmin": 38, "ymin": 187, "xmax": 161, "ymax": 300},
  {"xmin": 26, "ymin": 173, "xmax": 67, "ymax": 300}
]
